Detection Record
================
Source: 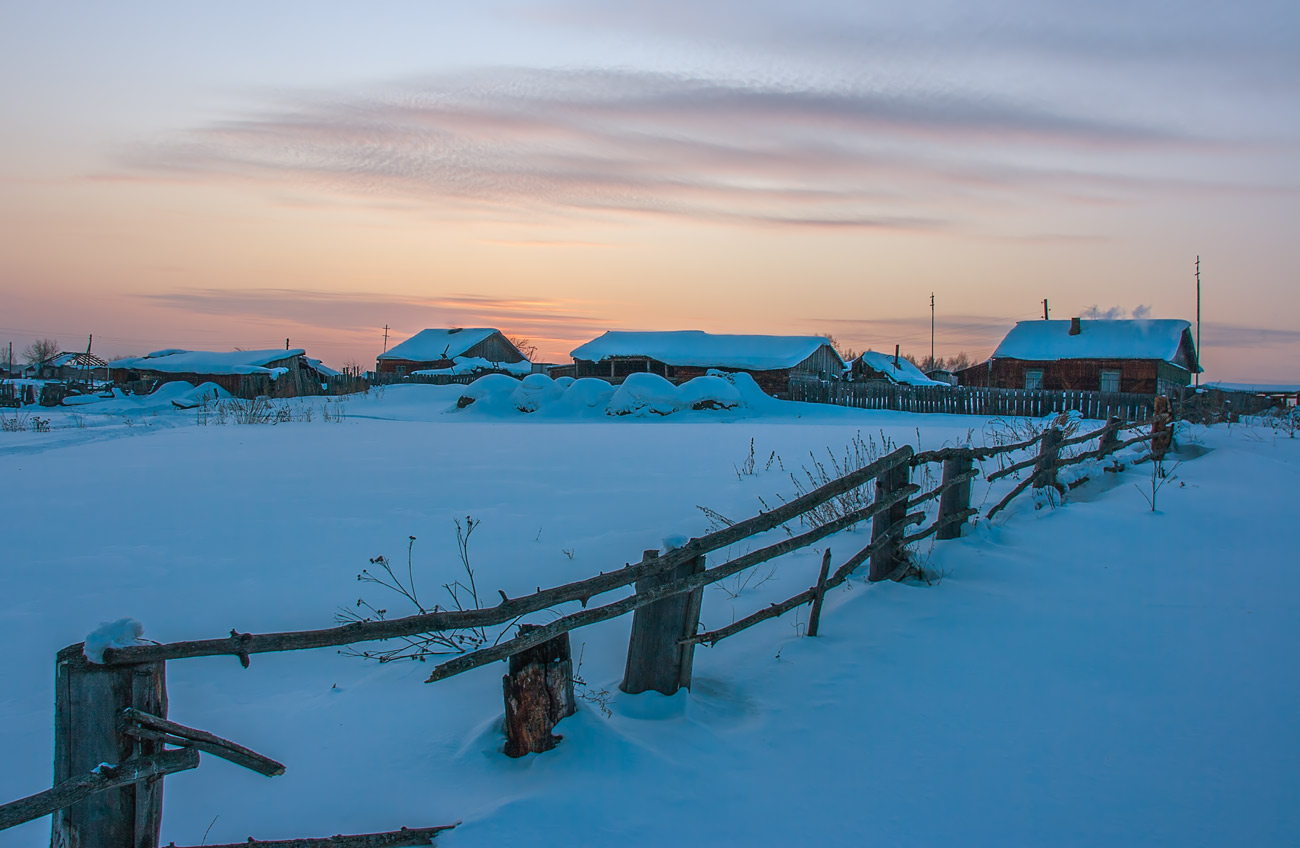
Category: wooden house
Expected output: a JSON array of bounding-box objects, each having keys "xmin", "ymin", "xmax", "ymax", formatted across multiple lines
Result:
[
  {"xmin": 567, "ymin": 331, "xmax": 846, "ymax": 397},
  {"xmin": 109, "ymin": 349, "xmax": 327, "ymax": 398},
  {"xmin": 850, "ymin": 350, "xmax": 947, "ymax": 386},
  {"xmin": 956, "ymin": 318, "xmax": 1200, "ymax": 395},
  {"xmin": 375, "ymin": 329, "xmax": 530, "ymax": 377}
]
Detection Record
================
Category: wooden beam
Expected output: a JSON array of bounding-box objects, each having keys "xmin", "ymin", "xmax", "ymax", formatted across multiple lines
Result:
[
  {"xmin": 121, "ymin": 708, "xmax": 285, "ymax": 777},
  {"xmin": 0, "ymin": 748, "xmax": 197, "ymax": 833},
  {"xmin": 107, "ymin": 447, "xmax": 915, "ymax": 666},
  {"xmin": 425, "ymin": 486, "xmax": 919, "ymax": 684},
  {"xmin": 171, "ymin": 824, "xmax": 457, "ymax": 847}
]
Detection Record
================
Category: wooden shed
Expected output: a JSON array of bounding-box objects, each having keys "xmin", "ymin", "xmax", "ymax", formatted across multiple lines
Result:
[
  {"xmin": 851, "ymin": 350, "xmax": 947, "ymax": 386},
  {"xmin": 568, "ymin": 331, "xmax": 846, "ymax": 397},
  {"xmin": 375, "ymin": 328, "xmax": 529, "ymax": 377},
  {"xmin": 109, "ymin": 349, "xmax": 327, "ymax": 398},
  {"xmin": 956, "ymin": 318, "xmax": 1200, "ymax": 395}
]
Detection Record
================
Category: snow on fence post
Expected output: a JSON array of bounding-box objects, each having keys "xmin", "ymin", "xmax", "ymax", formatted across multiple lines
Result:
[
  {"xmin": 1033, "ymin": 426, "xmax": 1064, "ymax": 490},
  {"xmin": 53, "ymin": 643, "xmax": 168, "ymax": 848},
  {"xmin": 936, "ymin": 455, "xmax": 975, "ymax": 540},
  {"xmin": 621, "ymin": 549, "xmax": 706, "ymax": 696},
  {"xmin": 502, "ymin": 625, "xmax": 576, "ymax": 758},
  {"xmin": 869, "ymin": 458, "xmax": 912, "ymax": 581}
]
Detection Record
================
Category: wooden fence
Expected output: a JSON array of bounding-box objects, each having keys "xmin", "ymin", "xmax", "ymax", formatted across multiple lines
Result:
[
  {"xmin": 0, "ymin": 418, "xmax": 1162, "ymax": 846},
  {"xmin": 790, "ymin": 378, "xmax": 1157, "ymax": 421}
]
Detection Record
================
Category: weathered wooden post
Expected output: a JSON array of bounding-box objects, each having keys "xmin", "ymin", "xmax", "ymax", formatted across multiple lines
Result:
[
  {"xmin": 53, "ymin": 644, "xmax": 167, "ymax": 848},
  {"xmin": 1151, "ymin": 395, "xmax": 1173, "ymax": 460},
  {"xmin": 869, "ymin": 458, "xmax": 911, "ymax": 581},
  {"xmin": 1032, "ymin": 426, "xmax": 1063, "ymax": 490},
  {"xmin": 1098, "ymin": 416, "xmax": 1121, "ymax": 456},
  {"xmin": 502, "ymin": 625, "xmax": 576, "ymax": 758},
  {"xmin": 805, "ymin": 549, "xmax": 833, "ymax": 637},
  {"xmin": 936, "ymin": 455, "xmax": 975, "ymax": 540},
  {"xmin": 621, "ymin": 549, "xmax": 705, "ymax": 696}
]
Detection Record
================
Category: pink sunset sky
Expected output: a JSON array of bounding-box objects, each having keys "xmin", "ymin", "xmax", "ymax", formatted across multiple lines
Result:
[{"xmin": 2, "ymin": 2, "xmax": 1297, "ymax": 381}]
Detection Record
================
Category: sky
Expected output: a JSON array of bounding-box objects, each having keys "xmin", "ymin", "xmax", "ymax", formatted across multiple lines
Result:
[{"xmin": 1, "ymin": 1, "xmax": 1297, "ymax": 381}]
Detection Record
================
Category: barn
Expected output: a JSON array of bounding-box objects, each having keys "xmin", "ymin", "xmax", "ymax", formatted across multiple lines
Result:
[
  {"xmin": 567, "ymin": 331, "xmax": 846, "ymax": 397},
  {"xmin": 956, "ymin": 317, "xmax": 1200, "ymax": 395},
  {"xmin": 851, "ymin": 350, "xmax": 947, "ymax": 386},
  {"xmin": 375, "ymin": 329, "xmax": 530, "ymax": 377},
  {"xmin": 109, "ymin": 349, "xmax": 329, "ymax": 398}
]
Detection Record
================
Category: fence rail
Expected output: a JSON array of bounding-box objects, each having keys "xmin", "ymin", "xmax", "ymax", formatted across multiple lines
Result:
[
  {"xmin": 1, "ymin": 416, "xmax": 1168, "ymax": 845},
  {"xmin": 790, "ymin": 378, "xmax": 1157, "ymax": 421}
]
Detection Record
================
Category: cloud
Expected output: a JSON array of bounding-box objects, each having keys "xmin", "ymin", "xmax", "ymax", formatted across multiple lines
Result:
[
  {"xmin": 119, "ymin": 67, "xmax": 1220, "ymax": 232},
  {"xmin": 138, "ymin": 288, "xmax": 615, "ymax": 357}
]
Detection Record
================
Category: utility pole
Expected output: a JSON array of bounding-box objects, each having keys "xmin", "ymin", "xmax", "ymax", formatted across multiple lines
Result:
[
  {"xmin": 1195, "ymin": 256, "xmax": 1201, "ymax": 388},
  {"xmin": 1042, "ymin": 299, "xmax": 1050, "ymax": 320},
  {"xmin": 930, "ymin": 292, "xmax": 935, "ymax": 369},
  {"xmin": 382, "ymin": 324, "xmax": 390, "ymax": 353}
]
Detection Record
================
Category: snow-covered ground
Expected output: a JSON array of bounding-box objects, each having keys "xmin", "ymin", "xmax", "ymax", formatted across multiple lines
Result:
[{"xmin": 1, "ymin": 383, "xmax": 1296, "ymax": 846}]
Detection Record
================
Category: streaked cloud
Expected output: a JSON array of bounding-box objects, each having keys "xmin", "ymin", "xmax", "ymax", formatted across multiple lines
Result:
[{"xmin": 120, "ymin": 67, "xmax": 1226, "ymax": 233}]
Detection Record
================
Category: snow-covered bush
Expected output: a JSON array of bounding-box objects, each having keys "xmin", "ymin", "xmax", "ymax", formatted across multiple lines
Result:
[
  {"xmin": 605, "ymin": 373, "xmax": 684, "ymax": 416},
  {"xmin": 510, "ymin": 374, "xmax": 566, "ymax": 413}
]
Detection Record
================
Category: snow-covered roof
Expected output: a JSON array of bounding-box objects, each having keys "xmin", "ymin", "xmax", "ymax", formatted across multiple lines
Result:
[
  {"xmin": 992, "ymin": 319, "xmax": 1198, "ymax": 369},
  {"xmin": 855, "ymin": 351, "xmax": 947, "ymax": 386},
  {"xmin": 110, "ymin": 349, "xmax": 304, "ymax": 375},
  {"xmin": 378, "ymin": 329, "xmax": 508, "ymax": 362},
  {"xmin": 571, "ymin": 331, "xmax": 843, "ymax": 371},
  {"xmin": 413, "ymin": 356, "xmax": 532, "ymax": 377},
  {"xmin": 303, "ymin": 357, "xmax": 341, "ymax": 378}
]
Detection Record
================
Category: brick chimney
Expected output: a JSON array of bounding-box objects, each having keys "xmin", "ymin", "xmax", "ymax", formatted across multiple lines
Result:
[{"xmin": 1069, "ymin": 316, "xmax": 1082, "ymax": 336}]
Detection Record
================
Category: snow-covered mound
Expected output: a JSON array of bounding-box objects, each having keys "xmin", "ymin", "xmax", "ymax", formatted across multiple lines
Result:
[{"xmin": 452, "ymin": 371, "xmax": 771, "ymax": 418}]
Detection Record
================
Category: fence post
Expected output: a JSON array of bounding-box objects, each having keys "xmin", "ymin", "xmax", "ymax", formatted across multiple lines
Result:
[
  {"xmin": 1099, "ymin": 416, "xmax": 1121, "ymax": 456},
  {"xmin": 502, "ymin": 625, "xmax": 576, "ymax": 758},
  {"xmin": 806, "ymin": 549, "xmax": 833, "ymax": 637},
  {"xmin": 621, "ymin": 549, "xmax": 706, "ymax": 696},
  {"xmin": 1033, "ymin": 427, "xmax": 1063, "ymax": 490},
  {"xmin": 53, "ymin": 644, "xmax": 168, "ymax": 848},
  {"xmin": 936, "ymin": 455, "xmax": 975, "ymax": 540},
  {"xmin": 869, "ymin": 458, "xmax": 911, "ymax": 581}
]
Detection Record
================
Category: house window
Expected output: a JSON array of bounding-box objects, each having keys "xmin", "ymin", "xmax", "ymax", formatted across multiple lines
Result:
[
  {"xmin": 1100, "ymin": 369, "xmax": 1121, "ymax": 393},
  {"xmin": 396, "ymin": 365, "xmax": 407, "ymax": 376},
  {"xmin": 1024, "ymin": 369, "xmax": 1043, "ymax": 390}
]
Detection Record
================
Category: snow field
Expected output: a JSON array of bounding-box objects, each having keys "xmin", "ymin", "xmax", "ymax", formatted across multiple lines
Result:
[{"xmin": 0, "ymin": 386, "xmax": 1296, "ymax": 846}]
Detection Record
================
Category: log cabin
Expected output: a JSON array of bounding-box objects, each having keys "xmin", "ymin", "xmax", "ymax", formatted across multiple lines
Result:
[
  {"xmin": 956, "ymin": 318, "xmax": 1201, "ymax": 395},
  {"xmin": 375, "ymin": 329, "xmax": 530, "ymax": 377},
  {"xmin": 567, "ymin": 331, "xmax": 846, "ymax": 398}
]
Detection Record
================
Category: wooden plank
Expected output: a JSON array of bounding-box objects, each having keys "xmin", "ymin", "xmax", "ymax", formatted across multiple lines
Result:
[
  {"xmin": 806, "ymin": 549, "xmax": 833, "ymax": 637},
  {"xmin": 622, "ymin": 551, "xmax": 706, "ymax": 696},
  {"xmin": 936, "ymin": 456, "xmax": 975, "ymax": 540},
  {"xmin": 869, "ymin": 461, "xmax": 911, "ymax": 581},
  {"xmin": 178, "ymin": 824, "xmax": 457, "ymax": 847},
  {"xmin": 0, "ymin": 749, "xmax": 197, "ymax": 834},
  {"xmin": 120, "ymin": 709, "xmax": 285, "ymax": 778},
  {"xmin": 52, "ymin": 644, "xmax": 168, "ymax": 848}
]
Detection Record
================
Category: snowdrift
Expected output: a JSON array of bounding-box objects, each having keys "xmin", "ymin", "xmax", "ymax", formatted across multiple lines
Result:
[{"xmin": 452, "ymin": 371, "xmax": 780, "ymax": 418}]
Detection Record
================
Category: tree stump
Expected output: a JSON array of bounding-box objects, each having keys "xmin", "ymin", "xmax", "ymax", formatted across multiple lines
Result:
[
  {"xmin": 502, "ymin": 626, "xmax": 576, "ymax": 758},
  {"xmin": 53, "ymin": 643, "xmax": 168, "ymax": 848},
  {"xmin": 621, "ymin": 549, "xmax": 705, "ymax": 696}
]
